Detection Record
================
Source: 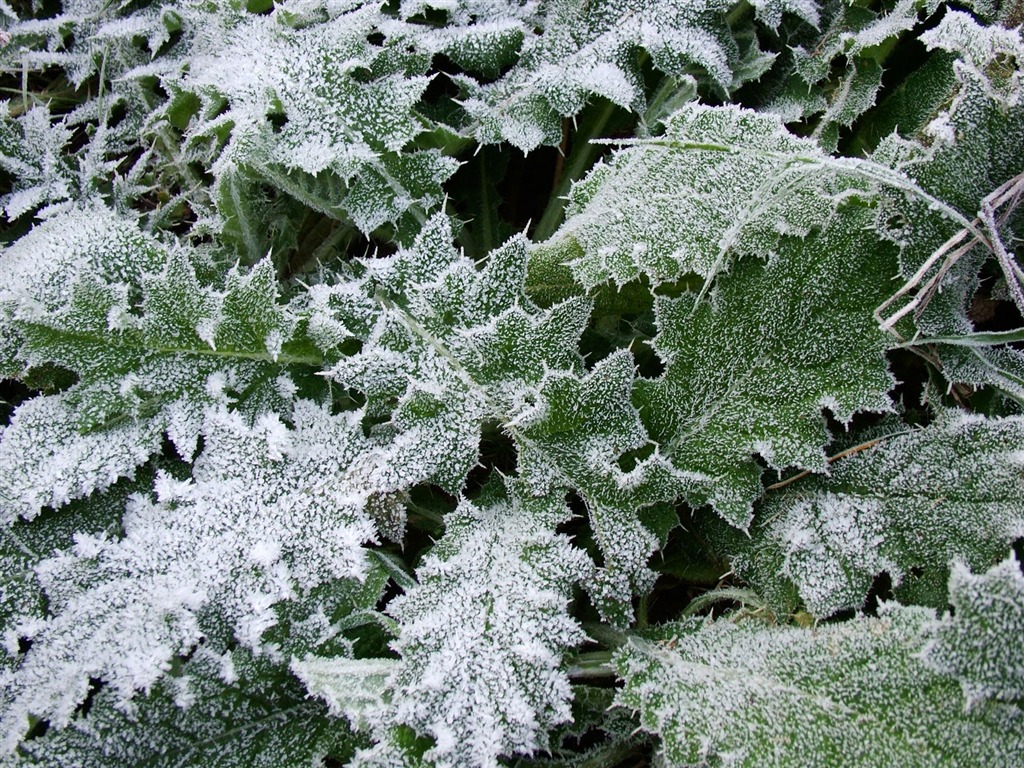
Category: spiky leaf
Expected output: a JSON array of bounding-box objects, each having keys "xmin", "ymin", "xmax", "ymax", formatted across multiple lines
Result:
[
  {"xmin": 727, "ymin": 412, "xmax": 1024, "ymax": 618},
  {"xmin": 358, "ymin": 487, "xmax": 590, "ymax": 768},
  {"xmin": 923, "ymin": 554, "xmax": 1024, "ymax": 706},
  {"xmin": 13, "ymin": 647, "xmax": 360, "ymax": 768},
  {"xmin": 636, "ymin": 204, "xmax": 897, "ymax": 527},
  {"xmin": 614, "ymin": 607, "xmax": 1024, "ymax": 767}
]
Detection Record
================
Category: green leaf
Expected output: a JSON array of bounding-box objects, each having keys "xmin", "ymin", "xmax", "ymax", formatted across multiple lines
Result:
[
  {"xmin": 517, "ymin": 350, "xmax": 697, "ymax": 624},
  {"xmin": 291, "ymin": 656, "xmax": 397, "ymax": 730},
  {"xmin": 453, "ymin": 0, "xmax": 782, "ymax": 152},
  {"xmin": 636, "ymin": 204, "xmax": 897, "ymax": 527},
  {"xmin": 872, "ymin": 11, "xmax": 1024, "ymax": 336},
  {"xmin": 0, "ymin": 473, "xmax": 144, "ymax": 663},
  {"xmin": 399, "ymin": 1, "xmax": 532, "ymax": 79},
  {"xmin": 0, "ymin": 402, "xmax": 385, "ymax": 749},
  {"xmin": 0, "ymin": 106, "xmax": 75, "ymax": 220},
  {"xmin": 367, "ymin": 485, "xmax": 591, "ymax": 768},
  {"xmin": 325, "ymin": 214, "xmax": 592, "ymax": 494},
  {"xmin": 0, "ymin": 392, "xmax": 164, "ymax": 523},
  {"xmin": 923, "ymin": 554, "xmax": 1024, "ymax": 707},
  {"xmin": 511, "ymin": 686, "xmax": 647, "ymax": 768},
  {"xmin": 14, "ymin": 648, "xmax": 360, "ymax": 767},
  {"xmin": 0, "ymin": 207, "xmax": 320, "ymax": 516},
  {"xmin": 164, "ymin": 5, "xmax": 457, "ymax": 236},
  {"xmin": 728, "ymin": 412, "xmax": 1024, "ymax": 618},
  {"xmin": 767, "ymin": 0, "xmax": 938, "ymax": 148},
  {"xmin": 614, "ymin": 607, "xmax": 1024, "ymax": 767},
  {"xmin": 536, "ymin": 104, "xmax": 853, "ymax": 290}
]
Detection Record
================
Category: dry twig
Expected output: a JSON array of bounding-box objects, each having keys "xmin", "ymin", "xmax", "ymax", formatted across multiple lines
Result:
[{"xmin": 876, "ymin": 172, "xmax": 1024, "ymax": 339}]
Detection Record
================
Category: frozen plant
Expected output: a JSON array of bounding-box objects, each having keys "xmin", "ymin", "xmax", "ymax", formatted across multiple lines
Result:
[{"xmin": 1, "ymin": 0, "xmax": 1023, "ymax": 765}]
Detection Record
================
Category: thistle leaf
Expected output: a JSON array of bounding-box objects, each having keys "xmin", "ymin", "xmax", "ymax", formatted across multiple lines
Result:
[
  {"xmin": 161, "ymin": 3, "xmax": 457, "ymax": 236},
  {"xmin": 614, "ymin": 607, "xmax": 1024, "ymax": 767},
  {"xmin": 0, "ymin": 106, "xmax": 76, "ymax": 220},
  {"xmin": 728, "ymin": 412, "xmax": 1024, "ymax": 618},
  {"xmin": 0, "ymin": 402, "xmax": 383, "ymax": 748},
  {"xmin": 923, "ymin": 554, "xmax": 1024, "ymax": 707},
  {"xmin": 535, "ymin": 104, "xmax": 871, "ymax": 290},
  {"xmin": 636, "ymin": 204, "xmax": 897, "ymax": 527},
  {"xmin": 0, "ymin": 207, "xmax": 314, "ymax": 515},
  {"xmin": 517, "ymin": 350, "xmax": 699, "ymax": 623},
  {"xmin": 359, "ymin": 487, "xmax": 591, "ymax": 768},
  {"xmin": 453, "ymin": 0, "xmax": 779, "ymax": 152},
  {"xmin": 13, "ymin": 647, "xmax": 360, "ymax": 768},
  {"xmin": 325, "ymin": 214, "xmax": 591, "ymax": 493}
]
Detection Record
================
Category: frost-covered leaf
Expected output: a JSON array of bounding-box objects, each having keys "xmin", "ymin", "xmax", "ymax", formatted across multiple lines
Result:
[
  {"xmin": 395, "ymin": 0, "xmax": 537, "ymax": 78},
  {"xmin": 0, "ymin": 0, "xmax": 173, "ymax": 87},
  {"xmin": 0, "ymin": 106, "xmax": 76, "ymax": 220},
  {"xmin": 936, "ymin": 344, "xmax": 1024, "ymax": 407},
  {"xmin": 13, "ymin": 647, "xmax": 361, "ymax": 768},
  {"xmin": 362, "ymin": 486, "xmax": 590, "ymax": 768},
  {"xmin": 614, "ymin": 607, "xmax": 1024, "ymax": 767},
  {"xmin": 764, "ymin": 0, "xmax": 937, "ymax": 148},
  {"xmin": 923, "ymin": 554, "xmax": 1024, "ymax": 707},
  {"xmin": 161, "ymin": 3, "xmax": 457, "ymax": 236},
  {"xmin": 726, "ymin": 412, "xmax": 1024, "ymax": 618},
  {"xmin": 0, "ymin": 473, "xmax": 141, "ymax": 659},
  {"xmin": 791, "ymin": 0, "xmax": 935, "ymax": 83},
  {"xmin": 746, "ymin": 0, "xmax": 819, "ymax": 28},
  {"xmin": 0, "ymin": 402, "xmax": 384, "ymax": 750},
  {"xmin": 517, "ymin": 350, "xmax": 699, "ymax": 623},
  {"xmin": 323, "ymin": 215, "xmax": 690, "ymax": 623},
  {"xmin": 0, "ymin": 206, "xmax": 315, "ymax": 514},
  {"xmin": 453, "ymin": 0, "xmax": 784, "ymax": 152},
  {"xmin": 325, "ymin": 214, "xmax": 591, "ymax": 493},
  {"xmin": 4, "ymin": 1, "xmax": 1024, "ymax": 766},
  {"xmin": 0, "ymin": 0, "xmax": 180, "ymax": 219},
  {"xmin": 872, "ymin": 11, "xmax": 1024, "ymax": 345},
  {"xmin": 291, "ymin": 656, "xmax": 397, "ymax": 730},
  {"xmin": 534, "ymin": 104, "xmax": 871, "ymax": 290},
  {"xmin": 508, "ymin": 686, "xmax": 648, "ymax": 768},
  {"xmin": 0, "ymin": 392, "xmax": 163, "ymax": 523},
  {"xmin": 636, "ymin": 204, "xmax": 897, "ymax": 527}
]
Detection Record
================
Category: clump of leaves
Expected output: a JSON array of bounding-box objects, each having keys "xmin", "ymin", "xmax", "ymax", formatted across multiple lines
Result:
[{"xmin": 1, "ymin": 0, "xmax": 1023, "ymax": 765}]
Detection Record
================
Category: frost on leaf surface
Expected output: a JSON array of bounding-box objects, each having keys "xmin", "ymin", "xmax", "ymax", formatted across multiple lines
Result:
[
  {"xmin": 0, "ymin": 393, "xmax": 163, "ymax": 523},
  {"xmin": 0, "ymin": 401, "xmax": 384, "ymax": 750},
  {"xmin": 765, "ymin": 0, "xmax": 938, "ymax": 149},
  {"xmin": 161, "ymin": 2, "xmax": 457, "ymax": 236},
  {"xmin": 325, "ymin": 214, "xmax": 590, "ymax": 494},
  {"xmin": 0, "ymin": 206, "xmax": 310, "ymax": 516},
  {"xmin": 871, "ymin": 11, "xmax": 1024, "ymax": 358},
  {"xmin": 614, "ymin": 607, "xmax": 1024, "ymax": 767},
  {"xmin": 922, "ymin": 554, "xmax": 1024, "ymax": 707},
  {"xmin": 535, "ymin": 104, "xmax": 870, "ymax": 289},
  {"xmin": 0, "ymin": 473, "xmax": 141, "ymax": 648},
  {"xmin": 517, "ymin": 350, "xmax": 698, "ymax": 624},
  {"xmin": 12, "ymin": 646, "xmax": 359, "ymax": 768},
  {"xmin": 324, "ymin": 216, "xmax": 687, "ymax": 625},
  {"xmin": 395, "ymin": 0, "xmax": 538, "ymax": 78},
  {"xmin": 291, "ymin": 655, "xmax": 396, "ymax": 731},
  {"xmin": 354, "ymin": 485, "xmax": 590, "ymax": 768},
  {"xmin": 635, "ymin": 203, "xmax": 896, "ymax": 528},
  {"xmin": 0, "ymin": 106, "xmax": 76, "ymax": 220},
  {"xmin": 453, "ymin": 0, "xmax": 778, "ymax": 151},
  {"xmin": 725, "ymin": 413, "xmax": 1024, "ymax": 618}
]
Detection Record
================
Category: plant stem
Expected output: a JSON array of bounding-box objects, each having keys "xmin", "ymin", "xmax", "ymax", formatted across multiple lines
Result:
[
  {"xmin": 567, "ymin": 650, "xmax": 616, "ymax": 681},
  {"xmin": 534, "ymin": 98, "xmax": 624, "ymax": 242}
]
